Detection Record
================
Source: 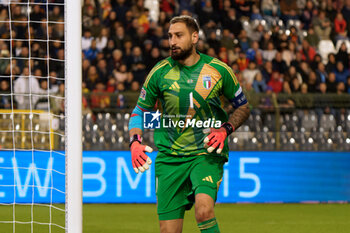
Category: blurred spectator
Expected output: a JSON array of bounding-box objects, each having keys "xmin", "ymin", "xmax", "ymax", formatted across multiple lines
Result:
[
  {"xmin": 334, "ymin": 61, "xmax": 349, "ymax": 83},
  {"xmin": 335, "ymin": 42, "xmax": 349, "ymax": 68},
  {"xmin": 103, "ymin": 40, "xmax": 116, "ymax": 61},
  {"xmin": 222, "ymin": 8, "xmax": 242, "ymax": 38},
  {"xmin": 312, "ymin": 10, "xmax": 332, "ymax": 40},
  {"xmin": 336, "ymin": 81, "xmax": 346, "ymax": 94},
  {"xmin": 129, "ymin": 46, "xmax": 147, "ymax": 84},
  {"xmin": 0, "ymin": 80, "xmax": 11, "ymax": 109},
  {"xmin": 236, "ymin": 51, "xmax": 249, "ymax": 71},
  {"xmin": 261, "ymin": 61, "xmax": 273, "ymax": 82},
  {"xmin": 307, "ymin": 71, "xmax": 319, "ymax": 93},
  {"xmin": 280, "ymin": 0, "xmax": 298, "ymax": 24},
  {"xmin": 326, "ymin": 53, "xmax": 337, "ymax": 73},
  {"xmin": 85, "ymin": 66, "xmax": 100, "ymax": 91},
  {"xmin": 35, "ymin": 80, "xmax": 51, "ymax": 110},
  {"xmin": 50, "ymin": 49, "xmax": 65, "ymax": 78},
  {"xmin": 138, "ymin": 8, "xmax": 150, "ymax": 33},
  {"xmin": 252, "ymin": 72, "xmax": 268, "ymax": 93},
  {"xmin": 246, "ymin": 40, "xmax": 262, "ymax": 62},
  {"xmin": 347, "ymin": 76, "xmax": 350, "ymax": 93},
  {"xmin": 82, "ymin": 59, "xmax": 91, "ymax": 81},
  {"xmin": 284, "ymin": 66, "xmax": 302, "ymax": 93},
  {"xmin": 49, "ymin": 6, "xmax": 62, "ymax": 22},
  {"xmin": 207, "ymin": 31, "xmax": 220, "ymax": 54},
  {"xmin": 233, "ymin": 0, "xmax": 254, "ymax": 18},
  {"xmin": 14, "ymin": 67, "xmax": 41, "ymax": 109},
  {"xmin": 277, "ymin": 31, "xmax": 289, "ymax": 51},
  {"xmin": 272, "ymin": 52, "xmax": 288, "ymax": 74},
  {"xmin": 299, "ymin": 61, "xmax": 311, "ymax": 83},
  {"xmin": 238, "ymin": 29, "xmax": 251, "ymax": 53},
  {"xmin": 84, "ymin": 39, "xmax": 98, "ymax": 62},
  {"xmin": 334, "ymin": 12, "xmax": 347, "ymax": 39},
  {"xmin": 107, "ymin": 49, "xmax": 124, "ymax": 74},
  {"xmin": 310, "ymin": 54, "xmax": 322, "ymax": 70},
  {"xmin": 4, "ymin": 60, "xmax": 20, "ymax": 77},
  {"xmin": 261, "ymin": 0, "xmax": 280, "ymax": 16},
  {"xmin": 300, "ymin": 83, "xmax": 308, "ymax": 94},
  {"xmin": 90, "ymin": 82, "xmax": 110, "ymax": 109},
  {"xmin": 326, "ymin": 72, "xmax": 338, "ymax": 93},
  {"xmin": 262, "ymin": 41, "xmax": 277, "ymax": 62},
  {"xmin": 259, "ymin": 30, "xmax": 272, "ymax": 50},
  {"xmin": 114, "ymin": 0, "xmax": 129, "ymax": 24},
  {"xmin": 251, "ymin": 4, "xmax": 263, "ymax": 20},
  {"xmin": 197, "ymin": 0, "xmax": 218, "ymax": 26},
  {"xmin": 90, "ymin": 16, "xmax": 103, "ymax": 38},
  {"xmin": 49, "ymin": 71, "xmax": 60, "ymax": 93},
  {"xmin": 299, "ymin": 40, "xmax": 316, "ymax": 62},
  {"xmin": 243, "ymin": 61, "xmax": 260, "ymax": 89},
  {"xmin": 288, "ymin": 26, "xmax": 300, "ymax": 44},
  {"xmin": 305, "ymin": 27, "xmax": 320, "ymax": 48},
  {"xmin": 281, "ymin": 42, "xmax": 296, "ymax": 66},
  {"xmin": 268, "ymin": 71, "xmax": 283, "ymax": 93},
  {"xmin": 341, "ymin": 0, "xmax": 350, "ymax": 28},
  {"xmin": 130, "ymin": 80, "xmax": 140, "ymax": 92},
  {"xmin": 316, "ymin": 62, "xmax": 328, "ymax": 83},
  {"xmin": 220, "ymin": 29, "xmax": 235, "ymax": 51},
  {"xmin": 0, "ymin": 43, "xmax": 10, "ymax": 74},
  {"xmin": 96, "ymin": 27, "xmax": 108, "ymax": 52},
  {"xmin": 218, "ymin": 47, "xmax": 229, "ymax": 64},
  {"xmin": 146, "ymin": 47, "xmax": 162, "ymax": 71},
  {"xmin": 300, "ymin": 0, "xmax": 316, "ymax": 30},
  {"xmin": 82, "ymin": 30, "xmax": 93, "ymax": 51},
  {"xmin": 290, "ymin": 77, "xmax": 302, "ymax": 93},
  {"xmin": 113, "ymin": 64, "xmax": 133, "ymax": 85},
  {"xmin": 97, "ymin": 59, "xmax": 109, "ymax": 83}
]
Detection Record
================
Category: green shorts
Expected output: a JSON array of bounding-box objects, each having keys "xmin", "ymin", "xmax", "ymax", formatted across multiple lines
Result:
[{"xmin": 155, "ymin": 152, "xmax": 226, "ymax": 220}]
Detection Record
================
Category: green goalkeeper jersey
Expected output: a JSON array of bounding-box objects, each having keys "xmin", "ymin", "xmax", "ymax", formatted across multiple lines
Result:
[{"xmin": 137, "ymin": 52, "xmax": 244, "ymax": 158}]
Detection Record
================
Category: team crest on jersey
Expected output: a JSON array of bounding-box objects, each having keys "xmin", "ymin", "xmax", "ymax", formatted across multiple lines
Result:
[
  {"xmin": 140, "ymin": 87, "xmax": 146, "ymax": 100},
  {"xmin": 203, "ymin": 76, "xmax": 211, "ymax": 89}
]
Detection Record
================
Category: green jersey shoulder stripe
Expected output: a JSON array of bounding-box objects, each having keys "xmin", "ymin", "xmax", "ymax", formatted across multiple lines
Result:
[
  {"xmin": 209, "ymin": 58, "xmax": 238, "ymax": 85},
  {"xmin": 144, "ymin": 59, "xmax": 172, "ymax": 88}
]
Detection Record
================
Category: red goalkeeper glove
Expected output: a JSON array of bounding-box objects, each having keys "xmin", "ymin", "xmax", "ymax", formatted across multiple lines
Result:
[
  {"xmin": 203, "ymin": 122, "xmax": 234, "ymax": 154},
  {"xmin": 130, "ymin": 136, "xmax": 153, "ymax": 174}
]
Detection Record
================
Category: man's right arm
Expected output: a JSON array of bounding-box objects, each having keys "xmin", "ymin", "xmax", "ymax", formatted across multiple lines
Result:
[{"xmin": 128, "ymin": 64, "xmax": 161, "ymax": 173}]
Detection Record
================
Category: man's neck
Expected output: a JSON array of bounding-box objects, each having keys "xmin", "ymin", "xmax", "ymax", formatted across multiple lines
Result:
[{"xmin": 178, "ymin": 50, "xmax": 200, "ymax": 67}]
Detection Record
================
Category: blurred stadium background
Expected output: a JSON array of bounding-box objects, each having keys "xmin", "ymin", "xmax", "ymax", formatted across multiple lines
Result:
[{"xmin": 0, "ymin": 0, "xmax": 350, "ymax": 232}]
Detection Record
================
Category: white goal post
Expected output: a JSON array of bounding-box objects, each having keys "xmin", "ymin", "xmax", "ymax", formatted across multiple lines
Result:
[
  {"xmin": 65, "ymin": 0, "xmax": 82, "ymax": 233},
  {"xmin": 0, "ymin": 1, "xmax": 82, "ymax": 232}
]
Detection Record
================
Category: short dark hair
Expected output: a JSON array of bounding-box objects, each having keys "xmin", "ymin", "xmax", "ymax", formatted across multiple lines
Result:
[{"xmin": 170, "ymin": 15, "xmax": 199, "ymax": 33}]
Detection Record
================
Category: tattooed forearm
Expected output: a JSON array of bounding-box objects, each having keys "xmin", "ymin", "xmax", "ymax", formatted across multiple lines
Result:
[{"xmin": 228, "ymin": 103, "xmax": 250, "ymax": 131}]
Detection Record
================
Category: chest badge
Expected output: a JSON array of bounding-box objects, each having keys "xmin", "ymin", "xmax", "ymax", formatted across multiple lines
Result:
[{"xmin": 203, "ymin": 76, "xmax": 212, "ymax": 89}]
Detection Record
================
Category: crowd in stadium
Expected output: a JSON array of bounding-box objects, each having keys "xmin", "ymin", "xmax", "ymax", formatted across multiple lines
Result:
[{"xmin": 1, "ymin": 0, "xmax": 350, "ymax": 112}]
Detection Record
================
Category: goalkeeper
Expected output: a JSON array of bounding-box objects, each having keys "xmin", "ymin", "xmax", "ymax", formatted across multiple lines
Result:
[{"xmin": 128, "ymin": 15, "xmax": 250, "ymax": 233}]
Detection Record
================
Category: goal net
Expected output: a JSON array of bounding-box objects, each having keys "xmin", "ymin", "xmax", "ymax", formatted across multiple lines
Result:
[{"xmin": 0, "ymin": 1, "xmax": 82, "ymax": 233}]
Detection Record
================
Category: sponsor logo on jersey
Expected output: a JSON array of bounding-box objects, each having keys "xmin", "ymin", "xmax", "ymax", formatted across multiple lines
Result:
[
  {"xmin": 140, "ymin": 87, "xmax": 146, "ymax": 100},
  {"xmin": 144, "ymin": 110, "xmax": 222, "ymax": 129},
  {"xmin": 144, "ymin": 110, "xmax": 161, "ymax": 129},
  {"xmin": 203, "ymin": 76, "xmax": 211, "ymax": 89}
]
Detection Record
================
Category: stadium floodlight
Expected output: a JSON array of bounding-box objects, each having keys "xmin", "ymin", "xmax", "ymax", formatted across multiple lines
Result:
[{"xmin": 0, "ymin": 1, "xmax": 82, "ymax": 233}]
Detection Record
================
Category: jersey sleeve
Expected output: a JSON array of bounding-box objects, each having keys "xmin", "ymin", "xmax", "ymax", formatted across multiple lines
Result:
[
  {"xmin": 221, "ymin": 64, "xmax": 248, "ymax": 108},
  {"xmin": 136, "ymin": 66, "xmax": 160, "ymax": 110}
]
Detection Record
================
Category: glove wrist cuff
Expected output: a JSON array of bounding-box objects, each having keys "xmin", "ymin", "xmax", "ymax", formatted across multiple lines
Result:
[
  {"xmin": 221, "ymin": 122, "xmax": 234, "ymax": 136},
  {"xmin": 129, "ymin": 134, "xmax": 142, "ymax": 148}
]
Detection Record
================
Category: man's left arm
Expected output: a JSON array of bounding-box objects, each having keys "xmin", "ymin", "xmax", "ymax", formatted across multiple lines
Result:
[
  {"xmin": 227, "ymin": 102, "xmax": 250, "ymax": 132},
  {"xmin": 204, "ymin": 63, "xmax": 250, "ymax": 153}
]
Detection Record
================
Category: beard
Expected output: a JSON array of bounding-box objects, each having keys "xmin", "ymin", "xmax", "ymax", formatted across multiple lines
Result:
[{"xmin": 171, "ymin": 43, "xmax": 194, "ymax": 61}]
